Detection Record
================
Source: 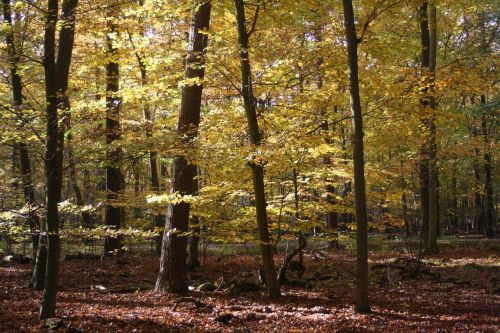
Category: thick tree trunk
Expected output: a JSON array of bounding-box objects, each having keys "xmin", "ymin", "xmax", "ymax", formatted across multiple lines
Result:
[
  {"xmin": 39, "ymin": 0, "xmax": 60, "ymax": 320},
  {"xmin": 233, "ymin": 0, "xmax": 280, "ymax": 299},
  {"xmin": 342, "ymin": 0, "xmax": 370, "ymax": 313},
  {"xmin": 39, "ymin": 0, "xmax": 78, "ymax": 319},
  {"xmin": 155, "ymin": 1, "xmax": 211, "ymax": 293},
  {"xmin": 104, "ymin": 2, "xmax": 124, "ymax": 254}
]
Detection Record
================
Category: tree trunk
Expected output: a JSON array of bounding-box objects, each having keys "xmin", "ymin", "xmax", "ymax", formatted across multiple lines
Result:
[
  {"xmin": 426, "ymin": 0, "xmax": 438, "ymax": 253},
  {"xmin": 40, "ymin": 0, "xmax": 78, "ymax": 320},
  {"xmin": 481, "ymin": 95, "xmax": 495, "ymax": 237},
  {"xmin": 188, "ymin": 174, "xmax": 200, "ymax": 268},
  {"xmin": 155, "ymin": 1, "xmax": 211, "ymax": 293},
  {"xmin": 130, "ymin": 0, "xmax": 165, "ymax": 255},
  {"xmin": 31, "ymin": 232, "xmax": 47, "ymax": 290},
  {"xmin": 418, "ymin": 1, "xmax": 431, "ymax": 250},
  {"xmin": 1, "ymin": 0, "xmax": 40, "ymax": 259},
  {"xmin": 233, "ymin": 0, "xmax": 280, "ymax": 299},
  {"xmin": 67, "ymin": 117, "xmax": 92, "ymax": 228},
  {"xmin": 342, "ymin": 0, "xmax": 370, "ymax": 313},
  {"xmin": 472, "ymin": 128, "xmax": 484, "ymax": 233},
  {"xmin": 104, "ymin": 2, "xmax": 124, "ymax": 254}
]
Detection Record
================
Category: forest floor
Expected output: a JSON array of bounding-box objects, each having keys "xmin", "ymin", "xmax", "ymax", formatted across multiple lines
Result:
[{"xmin": 1, "ymin": 240, "xmax": 499, "ymax": 332}]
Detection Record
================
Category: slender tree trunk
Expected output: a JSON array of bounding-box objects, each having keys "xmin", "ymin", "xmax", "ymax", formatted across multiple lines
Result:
[
  {"xmin": 342, "ymin": 0, "xmax": 370, "ymax": 313},
  {"xmin": 104, "ymin": 2, "xmax": 124, "ymax": 254},
  {"xmin": 481, "ymin": 95, "xmax": 495, "ymax": 237},
  {"xmin": 472, "ymin": 128, "xmax": 484, "ymax": 233},
  {"xmin": 426, "ymin": 0, "xmax": 438, "ymax": 253},
  {"xmin": 155, "ymin": 1, "xmax": 211, "ymax": 293},
  {"xmin": 418, "ymin": 1, "xmax": 431, "ymax": 250},
  {"xmin": 189, "ymin": 173, "xmax": 200, "ymax": 267},
  {"xmin": 314, "ymin": 32, "xmax": 339, "ymax": 248},
  {"xmin": 31, "ymin": 231, "xmax": 47, "ymax": 290},
  {"xmin": 1, "ymin": 0, "xmax": 40, "ymax": 259},
  {"xmin": 66, "ymin": 117, "xmax": 92, "ymax": 228},
  {"xmin": 402, "ymin": 192, "xmax": 410, "ymax": 237},
  {"xmin": 130, "ymin": 0, "xmax": 165, "ymax": 255},
  {"xmin": 233, "ymin": 0, "xmax": 280, "ymax": 299}
]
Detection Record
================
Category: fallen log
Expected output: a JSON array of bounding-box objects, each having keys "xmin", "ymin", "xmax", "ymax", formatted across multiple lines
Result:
[{"xmin": 91, "ymin": 284, "xmax": 153, "ymax": 294}]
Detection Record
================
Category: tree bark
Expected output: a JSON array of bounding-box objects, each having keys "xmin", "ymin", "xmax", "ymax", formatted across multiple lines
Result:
[
  {"xmin": 233, "ymin": 0, "xmax": 280, "ymax": 299},
  {"xmin": 104, "ymin": 2, "xmax": 124, "ymax": 254},
  {"xmin": 40, "ymin": 0, "xmax": 78, "ymax": 320},
  {"xmin": 418, "ymin": 1, "xmax": 430, "ymax": 250},
  {"xmin": 39, "ymin": 0, "xmax": 61, "ymax": 319},
  {"xmin": 472, "ymin": 127, "xmax": 484, "ymax": 233},
  {"xmin": 426, "ymin": 0, "xmax": 438, "ymax": 253},
  {"xmin": 342, "ymin": 0, "xmax": 370, "ymax": 313},
  {"xmin": 481, "ymin": 95, "xmax": 495, "ymax": 237},
  {"xmin": 155, "ymin": 1, "xmax": 211, "ymax": 293},
  {"xmin": 188, "ymin": 174, "xmax": 200, "ymax": 268}
]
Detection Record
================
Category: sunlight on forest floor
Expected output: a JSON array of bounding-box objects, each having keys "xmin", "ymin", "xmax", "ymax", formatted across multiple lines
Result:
[{"xmin": 1, "ymin": 241, "xmax": 498, "ymax": 332}]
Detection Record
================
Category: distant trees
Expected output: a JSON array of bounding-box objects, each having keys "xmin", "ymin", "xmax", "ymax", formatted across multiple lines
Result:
[{"xmin": 0, "ymin": 0, "xmax": 496, "ymax": 321}]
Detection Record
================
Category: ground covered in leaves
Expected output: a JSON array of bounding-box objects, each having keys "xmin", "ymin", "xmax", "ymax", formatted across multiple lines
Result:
[{"xmin": 1, "ymin": 241, "xmax": 499, "ymax": 332}]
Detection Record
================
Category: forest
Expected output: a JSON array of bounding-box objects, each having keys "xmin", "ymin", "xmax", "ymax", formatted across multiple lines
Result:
[{"xmin": 0, "ymin": 0, "xmax": 498, "ymax": 331}]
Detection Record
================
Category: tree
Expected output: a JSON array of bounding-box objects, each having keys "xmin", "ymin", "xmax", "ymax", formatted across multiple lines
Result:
[
  {"xmin": 128, "ymin": 0, "xmax": 165, "ymax": 255},
  {"xmin": 155, "ymin": 0, "xmax": 211, "ymax": 293},
  {"xmin": 342, "ymin": 0, "xmax": 370, "ymax": 313},
  {"xmin": 104, "ymin": 0, "xmax": 124, "ymax": 255},
  {"xmin": 39, "ymin": 0, "xmax": 79, "ymax": 319},
  {"xmin": 233, "ymin": 0, "xmax": 280, "ymax": 299},
  {"xmin": 417, "ymin": 1, "xmax": 439, "ymax": 253},
  {"xmin": 2, "ymin": 0, "xmax": 40, "ymax": 260}
]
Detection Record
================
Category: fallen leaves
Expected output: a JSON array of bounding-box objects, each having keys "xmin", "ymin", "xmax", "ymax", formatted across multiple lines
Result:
[{"xmin": 0, "ymin": 244, "xmax": 499, "ymax": 332}]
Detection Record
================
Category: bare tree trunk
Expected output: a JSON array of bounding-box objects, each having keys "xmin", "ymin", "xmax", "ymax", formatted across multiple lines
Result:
[
  {"xmin": 426, "ymin": 0, "xmax": 438, "ymax": 253},
  {"xmin": 155, "ymin": 1, "xmax": 211, "ymax": 293},
  {"xmin": 473, "ymin": 127, "xmax": 484, "ymax": 233},
  {"xmin": 233, "ymin": 0, "xmax": 280, "ymax": 299},
  {"xmin": 188, "ymin": 174, "xmax": 200, "ymax": 268},
  {"xmin": 104, "ymin": 1, "xmax": 124, "ymax": 254},
  {"xmin": 481, "ymin": 95, "xmax": 495, "ymax": 237},
  {"xmin": 418, "ymin": 1, "xmax": 431, "ymax": 250},
  {"xmin": 342, "ymin": 0, "xmax": 370, "ymax": 313}
]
